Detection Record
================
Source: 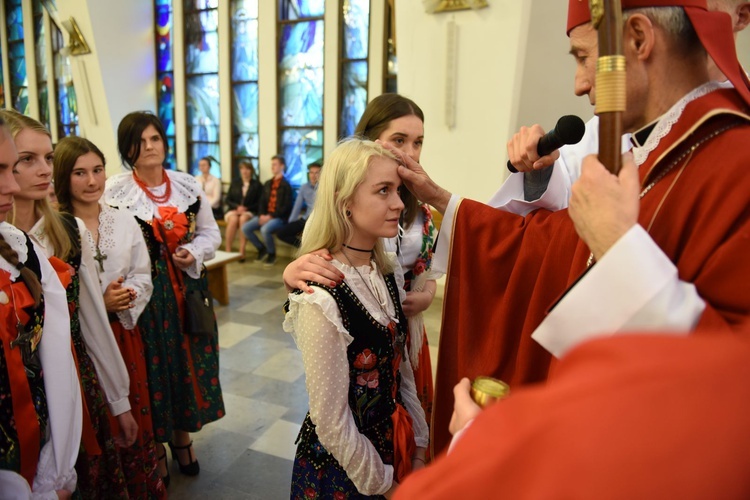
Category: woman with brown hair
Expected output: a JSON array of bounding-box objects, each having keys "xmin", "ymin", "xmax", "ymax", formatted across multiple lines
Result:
[
  {"xmin": 223, "ymin": 159, "xmax": 262, "ymax": 260},
  {"xmin": 53, "ymin": 135, "xmax": 166, "ymax": 497},
  {"xmin": 104, "ymin": 111, "xmax": 224, "ymax": 486},
  {"xmin": 0, "ymin": 109, "xmax": 133, "ymax": 499}
]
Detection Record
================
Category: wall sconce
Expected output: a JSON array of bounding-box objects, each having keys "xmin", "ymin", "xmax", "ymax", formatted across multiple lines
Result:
[
  {"xmin": 62, "ymin": 17, "xmax": 91, "ymax": 56},
  {"xmin": 424, "ymin": 0, "xmax": 489, "ymax": 14}
]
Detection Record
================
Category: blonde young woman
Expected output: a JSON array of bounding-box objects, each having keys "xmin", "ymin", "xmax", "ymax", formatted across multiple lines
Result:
[
  {"xmin": 0, "ymin": 116, "xmax": 81, "ymax": 499},
  {"xmin": 0, "ymin": 109, "xmax": 135, "ymax": 499},
  {"xmin": 53, "ymin": 136, "xmax": 166, "ymax": 497},
  {"xmin": 285, "ymin": 138, "xmax": 428, "ymax": 498}
]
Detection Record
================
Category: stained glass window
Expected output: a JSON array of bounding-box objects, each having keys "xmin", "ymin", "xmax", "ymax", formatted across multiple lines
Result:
[
  {"xmin": 231, "ymin": 0, "xmax": 259, "ymax": 179},
  {"xmin": 279, "ymin": 0, "xmax": 324, "ymax": 188},
  {"xmin": 384, "ymin": 0, "xmax": 397, "ymax": 93},
  {"xmin": 51, "ymin": 24, "xmax": 78, "ymax": 137},
  {"xmin": 155, "ymin": 0, "xmax": 176, "ymax": 169},
  {"xmin": 184, "ymin": 0, "xmax": 220, "ymax": 177},
  {"xmin": 5, "ymin": 0, "xmax": 29, "ymax": 114},
  {"xmin": 339, "ymin": 0, "xmax": 370, "ymax": 138},
  {"xmin": 34, "ymin": 0, "xmax": 50, "ymax": 129}
]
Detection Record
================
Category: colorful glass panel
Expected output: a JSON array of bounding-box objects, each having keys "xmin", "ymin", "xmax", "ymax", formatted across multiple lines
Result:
[
  {"xmin": 279, "ymin": 21, "xmax": 324, "ymax": 127},
  {"xmin": 6, "ymin": 0, "xmax": 28, "ymax": 113},
  {"xmin": 186, "ymin": 73, "xmax": 220, "ymax": 174},
  {"xmin": 232, "ymin": 82, "xmax": 259, "ymax": 159},
  {"xmin": 184, "ymin": 9, "xmax": 219, "ymax": 74},
  {"xmin": 279, "ymin": 0, "xmax": 325, "ymax": 20},
  {"xmin": 339, "ymin": 61, "xmax": 367, "ymax": 138},
  {"xmin": 281, "ymin": 128, "xmax": 323, "ymax": 188},
  {"xmin": 155, "ymin": 0, "xmax": 173, "ymax": 73},
  {"xmin": 52, "ymin": 24, "xmax": 79, "ymax": 136},
  {"xmin": 155, "ymin": 0, "xmax": 175, "ymax": 169},
  {"xmin": 342, "ymin": 0, "xmax": 368, "ymax": 59},
  {"xmin": 34, "ymin": 1, "xmax": 50, "ymax": 129},
  {"xmin": 231, "ymin": 0, "xmax": 259, "ymax": 82}
]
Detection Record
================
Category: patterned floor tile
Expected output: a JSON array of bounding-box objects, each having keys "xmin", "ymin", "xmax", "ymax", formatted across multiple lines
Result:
[{"xmin": 248, "ymin": 419, "xmax": 302, "ymax": 461}]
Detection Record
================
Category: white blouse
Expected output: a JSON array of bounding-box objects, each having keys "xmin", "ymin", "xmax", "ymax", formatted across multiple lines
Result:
[
  {"xmin": 195, "ymin": 173, "xmax": 222, "ymax": 209},
  {"xmin": 283, "ymin": 254, "xmax": 429, "ymax": 496},
  {"xmin": 0, "ymin": 223, "xmax": 82, "ymax": 497},
  {"xmin": 89, "ymin": 203, "xmax": 153, "ymax": 330},
  {"xmin": 29, "ymin": 217, "xmax": 131, "ymax": 417},
  {"xmin": 104, "ymin": 170, "xmax": 221, "ymax": 279}
]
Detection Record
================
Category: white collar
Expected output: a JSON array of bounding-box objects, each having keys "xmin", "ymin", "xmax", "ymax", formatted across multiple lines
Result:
[
  {"xmin": 104, "ymin": 169, "xmax": 202, "ymax": 221},
  {"xmin": 0, "ymin": 222, "xmax": 30, "ymax": 280}
]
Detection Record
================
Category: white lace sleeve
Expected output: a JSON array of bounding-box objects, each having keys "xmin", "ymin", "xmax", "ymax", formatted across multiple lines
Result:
[
  {"xmin": 35, "ymin": 249, "xmax": 80, "ymax": 497},
  {"xmin": 75, "ymin": 220, "xmax": 131, "ymax": 416},
  {"xmin": 116, "ymin": 213, "xmax": 153, "ymax": 329},
  {"xmin": 284, "ymin": 289, "xmax": 394, "ymax": 496},
  {"xmin": 178, "ymin": 193, "xmax": 221, "ymax": 279}
]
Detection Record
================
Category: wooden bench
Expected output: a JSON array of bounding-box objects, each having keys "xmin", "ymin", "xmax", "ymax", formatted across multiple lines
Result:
[{"xmin": 204, "ymin": 250, "xmax": 243, "ymax": 305}]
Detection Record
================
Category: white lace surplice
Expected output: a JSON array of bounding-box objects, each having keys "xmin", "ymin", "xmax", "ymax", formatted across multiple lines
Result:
[{"xmin": 283, "ymin": 254, "xmax": 429, "ymax": 496}]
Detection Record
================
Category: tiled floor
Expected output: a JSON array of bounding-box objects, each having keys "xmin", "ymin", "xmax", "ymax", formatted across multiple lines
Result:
[{"xmin": 168, "ymin": 257, "xmax": 443, "ymax": 499}]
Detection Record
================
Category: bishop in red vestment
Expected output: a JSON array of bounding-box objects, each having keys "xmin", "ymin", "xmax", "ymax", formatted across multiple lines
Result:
[{"xmin": 395, "ymin": 0, "xmax": 750, "ymax": 455}]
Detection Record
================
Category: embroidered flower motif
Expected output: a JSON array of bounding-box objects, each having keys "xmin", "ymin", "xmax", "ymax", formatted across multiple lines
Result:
[
  {"xmin": 353, "ymin": 349, "xmax": 377, "ymax": 370},
  {"xmin": 304, "ymin": 487, "xmax": 317, "ymax": 498},
  {"xmin": 164, "ymin": 219, "xmax": 175, "ymax": 230},
  {"xmin": 413, "ymin": 258, "xmax": 427, "ymax": 276},
  {"xmin": 356, "ymin": 370, "xmax": 380, "ymax": 389}
]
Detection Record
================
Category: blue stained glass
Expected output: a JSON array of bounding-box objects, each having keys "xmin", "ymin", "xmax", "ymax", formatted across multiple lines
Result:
[
  {"xmin": 339, "ymin": 61, "xmax": 368, "ymax": 138},
  {"xmin": 156, "ymin": 3, "xmax": 173, "ymax": 73},
  {"xmin": 231, "ymin": 12, "xmax": 258, "ymax": 82},
  {"xmin": 158, "ymin": 73, "xmax": 175, "ymax": 135},
  {"xmin": 281, "ymin": 128, "xmax": 323, "ymax": 188},
  {"xmin": 189, "ymin": 143, "xmax": 221, "ymax": 176},
  {"xmin": 185, "ymin": 0, "xmax": 218, "ymax": 9},
  {"xmin": 5, "ymin": 1, "xmax": 24, "ymax": 41},
  {"xmin": 279, "ymin": 0, "xmax": 325, "ymax": 20},
  {"xmin": 343, "ymin": 0, "xmax": 369, "ymax": 59},
  {"xmin": 186, "ymin": 75, "xmax": 220, "ymax": 136},
  {"xmin": 279, "ymin": 21, "xmax": 324, "ymax": 127},
  {"xmin": 165, "ymin": 137, "xmax": 176, "ymax": 170},
  {"xmin": 185, "ymin": 11, "xmax": 219, "ymax": 74},
  {"xmin": 233, "ymin": 82, "xmax": 259, "ymax": 158},
  {"xmin": 53, "ymin": 25, "xmax": 79, "ymax": 137}
]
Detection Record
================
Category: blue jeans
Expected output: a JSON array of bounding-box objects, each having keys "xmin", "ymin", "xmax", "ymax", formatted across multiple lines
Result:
[{"xmin": 242, "ymin": 216, "xmax": 285, "ymax": 254}]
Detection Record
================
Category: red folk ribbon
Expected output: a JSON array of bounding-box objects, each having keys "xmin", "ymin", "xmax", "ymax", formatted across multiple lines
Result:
[{"xmin": 0, "ymin": 273, "xmax": 40, "ymax": 486}]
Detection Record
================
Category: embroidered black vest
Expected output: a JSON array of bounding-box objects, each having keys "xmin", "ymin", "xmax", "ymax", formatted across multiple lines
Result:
[{"xmin": 294, "ymin": 272, "xmax": 408, "ymax": 471}]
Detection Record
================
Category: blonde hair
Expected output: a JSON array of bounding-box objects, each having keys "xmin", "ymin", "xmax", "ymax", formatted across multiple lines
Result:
[
  {"xmin": 299, "ymin": 138, "xmax": 397, "ymax": 274},
  {"xmin": 0, "ymin": 109, "xmax": 74, "ymax": 261}
]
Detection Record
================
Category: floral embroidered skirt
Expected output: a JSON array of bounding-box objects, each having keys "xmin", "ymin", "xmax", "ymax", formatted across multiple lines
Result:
[
  {"xmin": 72, "ymin": 329, "xmax": 129, "ymax": 500},
  {"xmin": 108, "ymin": 321, "xmax": 167, "ymax": 499},
  {"xmin": 138, "ymin": 259, "xmax": 225, "ymax": 441},
  {"xmin": 291, "ymin": 454, "xmax": 386, "ymax": 500}
]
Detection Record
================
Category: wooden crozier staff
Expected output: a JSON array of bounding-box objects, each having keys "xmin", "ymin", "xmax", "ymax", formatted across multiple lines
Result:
[{"xmin": 591, "ymin": 0, "xmax": 625, "ymax": 174}]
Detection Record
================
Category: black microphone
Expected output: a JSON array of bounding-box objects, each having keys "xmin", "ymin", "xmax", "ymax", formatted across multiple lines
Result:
[{"xmin": 506, "ymin": 115, "xmax": 586, "ymax": 173}]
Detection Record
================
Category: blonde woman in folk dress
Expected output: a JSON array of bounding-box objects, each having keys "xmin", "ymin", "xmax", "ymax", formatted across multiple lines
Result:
[
  {"xmin": 0, "ymin": 117, "xmax": 81, "ymax": 499},
  {"xmin": 104, "ymin": 111, "xmax": 224, "ymax": 486},
  {"xmin": 284, "ymin": 94, "xmax": 441, "ymax": 437},
  {"xmin": 53, "ymin": 136, "xmax": 167, "ymax": 497},
  {"xmin": 285, "ymin": 139, "xmax": 428, "ymax": 499},
  {"xmin": 0, "ymin": 109, "xmax": 134, "ymax": 499}
]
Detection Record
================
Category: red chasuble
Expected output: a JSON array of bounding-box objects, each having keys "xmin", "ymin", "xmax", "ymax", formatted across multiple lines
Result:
[
  {"xmin": 396, "ymin": 330, "xmax": 750, "ymax": 499},
  {"xmin": 432, "ymin": 88, "xmax": 750, "ymax": 454}
]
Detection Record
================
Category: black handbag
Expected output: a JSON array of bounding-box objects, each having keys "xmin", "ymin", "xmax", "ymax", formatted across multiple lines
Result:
[
  {"xmin": 157, "ymin": 223, "xmax": 216, "ymax": 336},
  {"xmin": 184, "ymin": 288, "xmax": 216, "ymax": 337}
]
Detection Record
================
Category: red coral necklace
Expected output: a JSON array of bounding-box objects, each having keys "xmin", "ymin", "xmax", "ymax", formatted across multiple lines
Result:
[{"xmin": 133, "ymin": 169, "xmax": 171, "ymax": 204}]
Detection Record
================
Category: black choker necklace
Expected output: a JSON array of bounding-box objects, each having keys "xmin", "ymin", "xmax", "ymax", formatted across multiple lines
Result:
[{"xmin": 342, "ymin": 243, "xmax": 374, "ymax": 253}]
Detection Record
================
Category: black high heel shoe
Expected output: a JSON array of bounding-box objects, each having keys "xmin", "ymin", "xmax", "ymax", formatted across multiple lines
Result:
[
  {"xmin": 168, "ymin": 440, "xmax": 200, "ymax": 476},
  {"xmin": 158, "ymin": 446, "xmax": 170, "ymax": 487}
]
